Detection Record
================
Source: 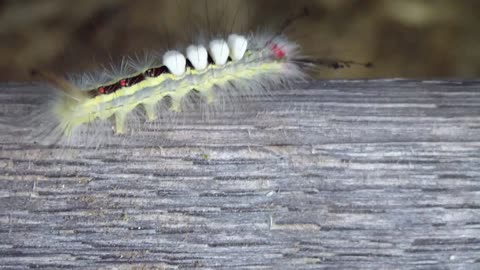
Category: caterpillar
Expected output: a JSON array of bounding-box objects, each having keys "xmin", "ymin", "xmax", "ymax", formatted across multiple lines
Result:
[{"xmin": 25, "ymin": 5, "xmax": 370, "ymax": 147}]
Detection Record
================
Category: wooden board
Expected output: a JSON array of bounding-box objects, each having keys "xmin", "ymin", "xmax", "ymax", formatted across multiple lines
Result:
[{"xmin": 1, "ymin": 80, "xmax": 480, "ymax": 269}]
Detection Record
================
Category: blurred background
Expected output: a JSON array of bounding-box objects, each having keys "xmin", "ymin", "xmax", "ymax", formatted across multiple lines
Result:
[{"xmin": 0, "ymin": 0, "xmax": 479, "ymax": 81}]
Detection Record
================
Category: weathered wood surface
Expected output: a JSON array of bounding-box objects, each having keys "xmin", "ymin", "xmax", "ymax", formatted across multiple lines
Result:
[{"xmin": 1, "ymin": 80, "xmax": 480, "ymax": 269}]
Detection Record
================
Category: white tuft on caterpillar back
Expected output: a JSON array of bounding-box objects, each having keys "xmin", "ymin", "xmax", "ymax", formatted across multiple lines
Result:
[{"xmin": 186, "ymin": 45, "xmax": 209, "ymax": 70}]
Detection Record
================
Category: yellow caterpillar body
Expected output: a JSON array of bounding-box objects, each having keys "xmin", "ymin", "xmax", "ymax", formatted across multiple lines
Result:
[{"xmin": 52, "ymin": 34, "xmax": 305, "ymax": 139}]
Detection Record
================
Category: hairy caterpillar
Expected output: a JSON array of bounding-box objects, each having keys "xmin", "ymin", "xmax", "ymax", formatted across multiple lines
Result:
[{"xmin": 25, "ymin": 5, "xmax": 370, "ymax": 147}]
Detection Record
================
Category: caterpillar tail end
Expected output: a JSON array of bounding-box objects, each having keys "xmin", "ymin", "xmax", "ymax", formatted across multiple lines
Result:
[{"xmin": 31, "ymin": 69, "xmax": 87, "ymax": 102}]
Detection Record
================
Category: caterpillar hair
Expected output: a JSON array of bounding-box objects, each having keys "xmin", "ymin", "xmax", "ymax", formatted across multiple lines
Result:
[{"xmin": 23, "ymin": 3, "xmax": 370, "ymax": 148}]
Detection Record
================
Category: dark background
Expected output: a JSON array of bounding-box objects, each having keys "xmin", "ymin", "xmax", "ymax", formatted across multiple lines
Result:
[{"xmin": 0, "ymin": 0, "xmax": 479, "ymax": 81}]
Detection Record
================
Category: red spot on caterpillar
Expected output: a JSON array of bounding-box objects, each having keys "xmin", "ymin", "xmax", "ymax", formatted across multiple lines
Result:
[
  {"xmin": 98, "ymin": 87, "xmax": 105, "ymax": 94},
  {"xmin": 120, "ymin": 79, "xmax": 127, "ymax": 87},
  {"xmin": 271, "ymin": 44, "xmax": 286, "ymax": 59}
]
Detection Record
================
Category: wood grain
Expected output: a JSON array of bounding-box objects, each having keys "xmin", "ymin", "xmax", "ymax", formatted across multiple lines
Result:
[{"xmin": 1, "ymin": 80, "xmax": 480, "ymax": 269}]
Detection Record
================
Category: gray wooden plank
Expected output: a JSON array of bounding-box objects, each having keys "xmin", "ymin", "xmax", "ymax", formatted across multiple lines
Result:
[{"xmin": 0, "ymin": 80, "xmax": 480, "ymax": 269}]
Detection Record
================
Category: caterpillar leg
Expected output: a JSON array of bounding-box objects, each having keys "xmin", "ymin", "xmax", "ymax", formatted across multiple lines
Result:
[
  {"xmin": 114, "ymin": 111, "xmax": 127, "ymax": 134},
  {"xmin": 143, "ymin": 103, "xmax": 157, "ymax": 121},
  {"xmin": 170, "ymin": 96, "xmax": 182, "ymax": 112}
]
